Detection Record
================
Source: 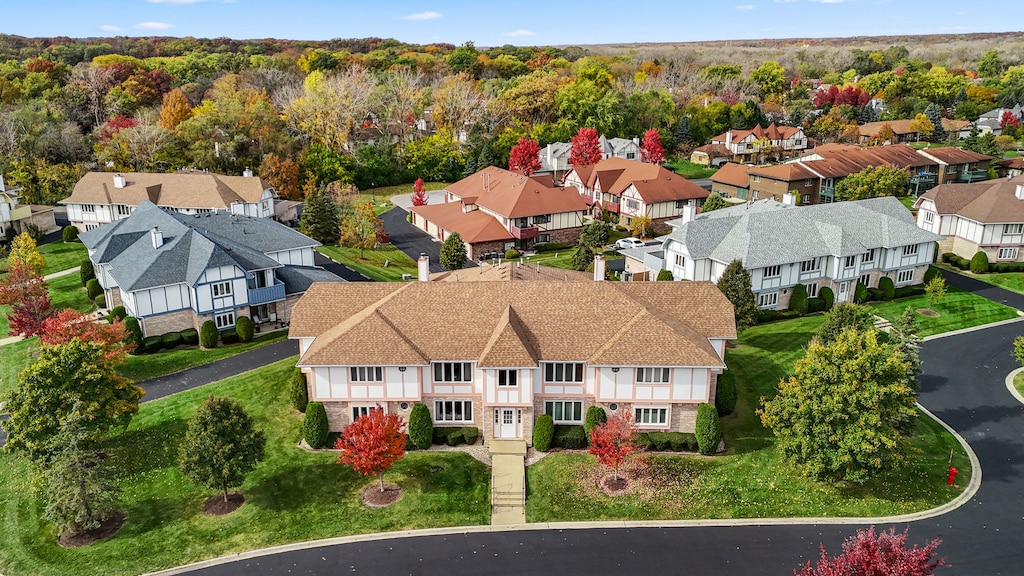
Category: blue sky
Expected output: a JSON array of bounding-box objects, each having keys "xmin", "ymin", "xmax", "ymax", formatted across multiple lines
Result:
[{"xmin": 0, "ymin": 0, "xmax": 1017, "ymax": 47}]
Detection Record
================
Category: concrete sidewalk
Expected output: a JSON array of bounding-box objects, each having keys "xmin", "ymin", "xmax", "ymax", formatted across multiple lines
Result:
[{"xmin": 489, "ymin": 440, "xmax": 527, "ymax": 525}]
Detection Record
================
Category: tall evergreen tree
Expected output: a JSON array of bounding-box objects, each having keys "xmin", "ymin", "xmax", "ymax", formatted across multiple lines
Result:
[
  {"xmin": 923, "ymin": 103, "xmax": 945, "ymax": 142},
  {"xmin": 716, "ymin": 260, "xmax": 758, "ymax": 332},
  {"xmin": 298, "ymin": 182, "xmax": 341, "ymax": 245},
  {"xmin": 439, "ymin": 232, "xmax": 467, "ymax": 271}
]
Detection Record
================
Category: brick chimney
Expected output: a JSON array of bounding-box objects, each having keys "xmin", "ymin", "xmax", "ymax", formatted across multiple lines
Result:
[{"xmin": 418, "ymin": 253, "xmax": 430, "ymax": 281}]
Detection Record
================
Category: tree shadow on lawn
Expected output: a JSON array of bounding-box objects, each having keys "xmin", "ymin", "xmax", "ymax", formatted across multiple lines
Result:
[
  {"xmin": 245, "ymin": 460, "xmax": 363, "ymax": 512},
  {"xmin": 120, "ymin": 493, "xmax": 201, "ymax": 535},
  {"xmin": 105, "ymin": 418, "xmax": 188, "ymax": 477}
]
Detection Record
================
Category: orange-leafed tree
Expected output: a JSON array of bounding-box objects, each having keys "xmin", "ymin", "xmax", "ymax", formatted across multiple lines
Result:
[
  {"xmin": 0, "ymin": 261, "xmax": 53, "ymax": 338},
  {"xmin": 588, "ymin": 411, "xmax": 638, "ymax": 481},
  {"xmin": 640, "ymin": 128, "xmax": 666, "ymax": 164},
  {"xmin": 258, "ymin": 154, "xmax": 301, "ymax": 200},
  {"xmin": 159, "ymin": 88, "xmax": 193, "ymax": 130},
  {"xmin": 570, "ymin": 127, "xmax": 602, "ymax": 166},
  {"xmin": 40, "ymin": 309, "xmax": 135, "ymax": 361},
  {"xmin": 508, "ymin": 137, "xmax": 541, "ymax": 175},
  {"xmin": 411, "ymin": 177, "xmax": 428, "ymax": 206},
  {"xmin": 336, "ymin": 405, "xmax": 407, "ymax": 492}
]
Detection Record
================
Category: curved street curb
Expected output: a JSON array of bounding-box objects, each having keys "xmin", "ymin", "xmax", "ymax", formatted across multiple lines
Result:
[
  {"xmin": 1005, "ymin": 367, "xmax": 1024, "ymax": 406},
  {"xmin": 143, "ymin": 403, "xmax": 983, "ymax": 576}
]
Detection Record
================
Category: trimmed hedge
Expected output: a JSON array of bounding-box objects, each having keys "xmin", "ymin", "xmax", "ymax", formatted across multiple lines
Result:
[
  {"xmin": 878, "ymin": 276, "xmax": 895, "ymax": 301},
  {"xmin": 583, "ymin": 405, "xmax": 607, "ymax": 436},
  {"xmin": 715, "ymin": 375, "xmax": 737, "ymax": 416},
  {"xmin": 971, "ymin": 250, "xmax": 989, "ymax": 273},
  {"xmin": 62, "ymin": 225, "xmax": 80, "ymax": 243},
  {"xmin": 235, "ymin": 316, "xmax": 254, "ymax": 342},
  {"xmin": 142, "ymin": 336, "xmax": 163, "ymax": 354},
  {"xmin": 124, "ymin": 317, "xmax": 143, "ymax": 353},
  {"xmin": 533, "ymin": 414, "xmax": 554, "ymax": 452},
  {"xmin": 819, "ymin": 286, "xmax": 834, "ymax": 311},
  {"xmin": 788, "ymin": 283, "xmax": 808, "ymax": 314},
  {"xmin": 924, "ymin": 266, "xmax": 941, "ymax": 283},
  {"xmin": 462, "ymin": 427, "xmax": 480, "ymax": 445},
  {"xmin": 289, "ymin": 368, "xmax": 308, "ymax": 413},
  {"xmin": 854, "ymin": 281, "xmax": 868, "ymax": 304},
  {"xmin": 656, "ymin": 269, "xmax": 673, "ymax": 281},
  {"xmin": 86, "ymin": 278, "xmax": 102, "ymax": 300},
  {"xmin": 303, "ymin": 402, "xmax": 329, "ymax": 448},
  {"xmin": 894, "ymin": 284, "xmax": 927, "ymax": 299},
  {"xmin": 535, "ymin": 242, "xmax": 575, "ymax": 253},
  {"xmin": 553, "ymin": 425, "xmax": 587, "ymax": 449},
  {"xmin": 199, "ymin": 320, "xmax": 218, "ymax": 348},
  {"xmin": 108, "ymin": 305, "xmax": 127, "ymax": 323},
  {"xmin": 161, "ymin": 332, "xmax": 182, "ymax": 349},
  {"xmin": 94, "ymin": 294, "xmax": 106, "ymax": 307},
  {"xmin": 641, "ymin": 431, "xmax": 698, "ymax": 452},
  {"xmin": 695, "ymin": 403, "xmax": 722, "ymax": 455},
  {"xmin": 221, "ymin": 328, "xmax": 239, "ymax": 345},
  {"xmin": 806, "ymin": 297, "xmax": 826, "ymax": 313},
  {"xmin": 757, "ymin": 309, "xmax": 801, "ymax": 324},
  {"xmin": 180, "ymin": 328, "xmax": 199, "ymax": 345},
  {"xmin": 432, "ymin": 427, "xmax": 480, "ymax": 446},
  {"xmin": 408, "ymin": 402, "xmax": 433, "ymax": 449},
  {"xmin": 80, "ymin": 258, "xmax": 95, "ymax": 286}
]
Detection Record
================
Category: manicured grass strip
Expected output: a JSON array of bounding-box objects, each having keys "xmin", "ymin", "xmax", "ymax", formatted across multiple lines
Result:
[
  {"xmin": 664, "ymin": 159, "xmax": 718, "ymax": 179},
  {"xmin": 0, "ymin": 358, "xmax": 490, "ymax": 576},
  {"xmin": 116, "ymin": 330, "xmax": 290, "ymax": 382},
  {"xmin": 0, "ymin": 337, "xmax": 39, "ymax": 399},
  {"xmin": 316, "ymin": 245, "xmax": 418, "ymax": 282},
  {"xmin": 868, "ymin": 287, "xmax": 1020, "ymax": 337},
  {"xmin": 526, "ymin": 314, "xmax": 972, "ymax": 522},
  {"xmin": 37, "ymin": 241, "xmax": 88, "ymax": 276},
  {"xmin": 1014, "ymin": 372, "xmax": 1024, "ymax": 398},
  {"xmin": 529, "ymin": 250, "xmax": 624, "ymax": 271},
  {"xmin": 959, "ymin": 270, "xmax": 1024, "ymax": 297}
]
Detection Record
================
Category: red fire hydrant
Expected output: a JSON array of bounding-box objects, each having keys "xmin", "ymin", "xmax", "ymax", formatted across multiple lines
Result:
[{"xmin": 947, "ymin": 466, "xmax": 958, "ymax": 486}]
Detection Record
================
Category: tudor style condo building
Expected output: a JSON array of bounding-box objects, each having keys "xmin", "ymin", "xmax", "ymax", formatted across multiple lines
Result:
[
  {"xmin": 915, "ymin": 175, "xmax": 1024, "ymax": 263},
  {"xmin": 288, "ymin": 278, "xmax": 736, "ymax": 444},
  {"xmin": 79, "ymin": 200, "xmax": 342, "ymax": 337}
]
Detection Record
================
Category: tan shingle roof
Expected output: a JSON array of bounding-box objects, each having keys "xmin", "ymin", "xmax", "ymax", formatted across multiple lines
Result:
[
  {"xmin": 431, "ymin": 261, "xmax": 592, "ymax": 282},
  {"xmin": 919, "ymin": 175, "xmax": 1024, "ymax": 223},
  {"xmin": 290, "ymin": 281, "xmax": 735, "ymax": 368},
  {"xmin": 61, "ymin": 171, "xmax": 272, "ymax": 208}
]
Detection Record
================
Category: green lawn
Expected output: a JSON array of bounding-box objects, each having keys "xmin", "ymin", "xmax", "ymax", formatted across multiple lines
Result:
[
  {"xmin": 351, "ymin": 182, "xmax": 451, "ymax": 215},
  {"xmin": 1014, "ymin": 372, "xmax": 1024, "ymax": 397},
  {"xmin": 316, "ymin": 245, "xmax": 418, "ymax": 282},
  {"xmin": 0, "ymin": 358, "xmax": 491, "ymax": 576},
  {"xmin": 116, "ymin": 330, "xmax": 290, "ymax": 382},
  {"xmin": 957, "ymin": 270, "xmax": 1024, "ymax": 296},
  {"xmin": 38, "ymin": 241, "xmax": 88, "ymax": 276},
  {"xmin": 868, "ymin": 287, "xmax": 1019, "ymax": 337},
  {"xmin": 899, "ymin": 197, "xmax": 917, "ymax": 210},
  {"xmin": 665, "ymin": 159, "xmax": 718, "ymax": 179},
  {"xmin": 526, "ymin": 315, "xmax": 973, "ymax": 522},
  {"xmin": 527, "ymin": 249, "xmax": 624, "ymax": 271},
  {"xmin": 0, "ymin": 337, "xmax": 39, "ymax": 398}
]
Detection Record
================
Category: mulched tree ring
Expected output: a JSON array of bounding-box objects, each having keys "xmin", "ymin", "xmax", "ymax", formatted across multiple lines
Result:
[
  {"xmin": 362, "ymin": 483, "xmax": 403, "ymax": 508},
  {"xmin": 916, "ymin": 308, "xmax": 940, "ymax": 318},
  {"xmin": 599, "ymin": 474, "xmax": 631, "ymax": 496},
  {"xmin": 203, "ymin": 492, "xmax": 245, "ymax": 516},
  {"xmin": 58, "ymin": 510, "xmax": 125, "ymax": 548}
]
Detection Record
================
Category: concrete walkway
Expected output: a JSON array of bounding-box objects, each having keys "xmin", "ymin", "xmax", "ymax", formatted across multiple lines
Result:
[
  {"xmin": 0, "ymin": 265, "xmax": 83, "ymax": 347},
  {"xmin": 488, "ymin": 440, "xmax": 527, "ymax": 525}
]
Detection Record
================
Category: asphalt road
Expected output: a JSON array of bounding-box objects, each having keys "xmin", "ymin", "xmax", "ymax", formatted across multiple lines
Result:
[
  {"xmin": 380, "ymin": 206, "xmax": 461, "ymax": 273},
  {"xmin": 180, "ymin": 318, "xmax": 1024, "ymax": 575}
]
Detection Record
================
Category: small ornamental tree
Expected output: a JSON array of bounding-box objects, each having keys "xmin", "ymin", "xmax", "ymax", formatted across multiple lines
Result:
[
  {"xmin": 410, "ymin": 178, "xmax": 428, "ymax": 206},
  {"xmin": 814, "ymin": 303, "xmax": 875, "ymax": 345},
  {"xmin": 41, "ymin": 308, "xmax": 134, "ymax": 360},
  {"xmin": 570, "ymin": 127, "xmax": 602, "ymax": 166},
  {"xmin": 124, "ymin": 317, "xmax": 143, "ymax": 353},
  {"xmin": 854, "ymin": 281, "xmax": 868, "ymax": 304},
  {"xmin": 200, "ymin": 320, "xmax": 218, "ymax": 348},
  {"xmin": 408, "ymin": 402, "xmax": 433, "ymax": 450},
  {"xmin": 508, "ymin": 137, "xmax": 541, "ymax": 175},
  {"xmin": 789, "ymin": 283, "xmax": 808, "ymax": 314},
  {"xmin": 588, "ymin": 412, "xmax": 637, "ymax": 481},
  {"xmin": 533, "ymin": 414, "xmax": 555, "ymax": 452},
  {"xmin": 795, "ymin": 526, "xmax": 946, "ymax": 576},
  {"xmin": 179, "ymin": 396, "xmax": 266, "ymax": 504},
  {"xmin": 289, "ymin": 368, "xmax": 309, "ymax": 412},
  {"xmin": 971, "ymin": 250, "xmax": 989, "ymax": 273},
  {"xmin": 1015, "ymin": 335, "xmax": 1024, "ymax": 366},
  {"xmin": 639, "ymin": 128, "xmax": 665, "ymax": 164},
  {"xmin": 439, "ymin": 231, "xmax": 467, "ymax": 270},
  {"xmin": 62, "ymin": 225, "xmax": 80, "ymax": 243},
  {"xmin": 234, "ymin": 316, "xmax": 254, "ymax": 343},
  {"xmin": 717, "ymin": 260, "xmax": 758, "ymax": 332},
  {"xmin": 7, "ymin": 232, "xmax": 46, "ymax": 275},
  {"xmin": 583, "ymin": 405, "xmax": 608, "ymax": 436},
  {"xmin": 695, "ymin": 403, "xmax": 722, "ymax": 455},
  {"xmin": 701, "ymin": 193, "xmax": 728, "ymax": 212},
  {"xmin": 878, "ymin": 276, "xmax": 895, "ymax": 300},
  {"xmin": 336, "ymin": 405, "xmax": 407, "ymax": 492},
  {"xmin": 628, "ymin": 215, "xmax": 652, "ymax": 239},
  {"xmin": 0, "ymin": 261, "xmax": 53, "ymax": 338},
  {"xmin": 925, "ymin": 275, "xmax": 947, "ymax": 306},
  {"xmin": 339, "ymin": 202, "xmax": 384, "ymax": 259},
  {"xmin": 303, "ymin": 402, "xmax": 329, "ymax": 448}
]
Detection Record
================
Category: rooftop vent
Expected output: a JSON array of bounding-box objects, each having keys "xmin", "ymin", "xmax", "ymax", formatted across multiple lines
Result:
[
  {"xmin": 243, "ymin": 167, "xmax": 253, "ymax": 177},
  {"xmin": 1016, "ymin": 184, "xmax": 1024, "ymax": 200},
  {"xmin": 113, "ymin": 174, "xmax": 126, "ymax": 189},
  {"xmin": 151, "ymin": 227, "xmax": 163, "ymax": 249}
]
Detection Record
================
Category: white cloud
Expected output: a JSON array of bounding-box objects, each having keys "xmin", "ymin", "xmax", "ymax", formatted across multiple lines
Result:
[
  {"xmin": 809, "ymin": 0, "xmax": 855, "ymax": 3},
  {"xmin": 146, "ymin": 0, "xmax": 208, "ymax": 4},
  {"xmin": 736, "ymin": 4, "xmax": 755, "ymax": 9},
  {"xmin": 134, "ymin": 22, "xmax": 175, "ymax": 30},
  {"xmin": 400, "ymin": 11, "xmax": 441, "ymax": 21},
  {"xmin": 503, "ymin": 29, "xmax": 536, "ymax": 37},
  {"xmin": 99, "ymin": 25, "xmax": 121, "ymax": 32},
  {"xmin": 774, "ymin": 0, "xmax": 797, "ymax": 3}
]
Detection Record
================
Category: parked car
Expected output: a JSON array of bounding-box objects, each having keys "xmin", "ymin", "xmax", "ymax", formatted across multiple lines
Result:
[{"xmin": 614, "ymin": 237, "xmax": 646, "ymax": 250}]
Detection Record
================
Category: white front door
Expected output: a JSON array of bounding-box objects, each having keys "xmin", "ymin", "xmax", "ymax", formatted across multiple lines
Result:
[
  {"xmin": 496, "ymin": 408, "xmax": 520, "ymax": 439},
  {"xmin": 837, "ymin": 281, "xmax": 850, "ymax": 302}
]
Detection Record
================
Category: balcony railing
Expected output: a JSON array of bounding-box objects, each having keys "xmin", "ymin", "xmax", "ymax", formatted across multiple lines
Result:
[
  {"xmin": 958, "ymin": 169, "xmax": 988, "ymax": 183},
  {"xmin": 247, "ymin": 280, "xmax": 285, "ymax": 305},
  {"xmin": 510, "ymin": 224, "xmax": 539, "ymax": 240}
]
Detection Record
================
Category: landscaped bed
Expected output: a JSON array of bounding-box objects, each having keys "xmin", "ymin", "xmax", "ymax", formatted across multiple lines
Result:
[
  {"xmin": 0, "ymin": 358, "xmax": 491, "ymax": 576},
  {"xmin": 526, "ymin": 315, "xmax": 973, "ymax": 522}
]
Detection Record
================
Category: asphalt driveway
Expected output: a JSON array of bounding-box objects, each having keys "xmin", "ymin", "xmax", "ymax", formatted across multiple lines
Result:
[{"xmin": 380, "ymin": 206, "xmax": 476, "ymax": 273}]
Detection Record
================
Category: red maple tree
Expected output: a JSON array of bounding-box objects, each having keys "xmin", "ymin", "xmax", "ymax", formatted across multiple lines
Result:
[
  {"xmin": 1000, "ymin": 110, "xmax": 1020, "ymax": 128},
  {"xmin": 795, "ymin": 526, "xmax": 946, "ymax": 576},
  {"xmin": 0, "ymin": 261, "xmax": 53, "ymax": 338},
  {"xmin": 410, "ymin": 178, "xmax": 428, "ymax": 206},
  {"xmin": 98, "ymin": 115, "xmax": 138, "ymax": 142},
  {"xmin": 508, "ymin": 137, "xmax": 541, "ymax": 175},
  {"xmin": 336, "ymin": 405, "xmax": 407, "ymax": 492},
  {"xmin": 813, "ymin": 85, "xmax": 871, "ymax": 109},
  {"xmin": 588, "ymin": 412, "xmax": 638, "ymax": 481},
  {"xmin": 570, "ymin": 127, "xmax": 602, "ymax": 166},
  {"xmin": 640, "ymin": 128, "xmax": 666, "ymax": 164},
  {"xmin": 40, "ymin": 308, "xmax": 135, "ymax": 361}
]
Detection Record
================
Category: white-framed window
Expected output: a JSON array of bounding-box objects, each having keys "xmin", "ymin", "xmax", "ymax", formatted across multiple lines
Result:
[
  {"xmin": 800, "ymin": 258, "xmax": 820, "ymax": 273},
  {"xmin": 532, "ymin": 214, "xmax": 551, "ymax": 224},
  {"xmin": 1003, "ymin": 223, "xmax": 1024, "ymax": 235},
  {"xmin": 896, "ymin": 269, "xmax": 914, "ymax": 284},
  {"xmin": 636, "ymin": 367, "xmax": 671, "ymax": 383},
  {"xmin": 350, "ymin": 366, "xmax": 383, "ymax": 382},
  {"xmin": 212, "ymin": 281, "xmax": 232, "ymax": 297},
  {"xmin": 544, "ymin": 362, "xmax": 584, "ymax": 383},
  {"xmin": 537, "ymin": 233, "xmax": 550, "ymax": 243},
  {"xmin": 753, "ymin": 175, "xmax": 761, "ymax": 183},
  {"xmin": 998, "ymin": 247, "xmax": 1019, "ymax": 261},
  {"xmin": 497, "ymin": 369, "xmax": 517, "ymax": 387},
  {"xmin": 634, "ymin": 407, "xmax": 669, "ymax": 426},
  {"xmin": 924, "ymin": 211, "xmax": 935, "ymax": 224},
  {"xmin": 215, "ymin": 311, "xmax": 234, "ymax": 328},
  {"xmin": 351, "ymin": 405, "xmax": 382, "ymax": 421},
  {"xmin": 902, "ymin": 244, "xmax": 919, "ymax": 256},
  {"xmin": 804, "ymin": 178, "xmax": 813, "ymax": 187},
  {"xmin": 626, "ymin": 152, "xmax": 636, "ymax": 159},
  {"xmin": 544, "ymin": 400, "xmax": 583, "ymax": 424},
  {"xmin": 859, "ymin": 273, "xmax": 872, "ymax": 287},
  {"xmin": 802, "ymin": 194, "xmax": 811, "ymax": 204},
  {"xmin": 116, "ymin": 204, "xmax": 132, "ymax": 216},
  {"xmin": 434, "ymin": 400, "xmax": 473, "ymax": 423},
  {"xmin": 757, "ymin": 292, "xmax": 779, "ymax": 308},
  {"xmin": 674, "ymin": 254, "xmax": 685, "ymax": 268},
  {"xmin": 844, "ymin": 255, "xmax": 857, "ymax": 268},
  {"xmin": 763, "ymin": 265, "xmax": 781, "ymax": 278},
  {"xmin": 82, "ymin": 204, "xmax": 95, "ymax": 213},
  {"xmin": 433, "ymin": 362, "xmax": 472, "ymax": 383},
  {"xmin": 624, "ymin": 198, "xmax": 641, "ymax": 211},
  {"xmin": 84, "ymin": 223, "xmax": 99, "ymax": 231},
  {"xmin": 805, "ymin": 283, "xmax": 818, "ymax": 298},
  {"xmin": 863, "ymin": 249, "xmax": 876, "ymax": 263}
]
